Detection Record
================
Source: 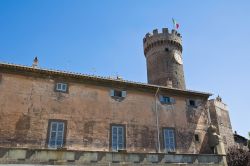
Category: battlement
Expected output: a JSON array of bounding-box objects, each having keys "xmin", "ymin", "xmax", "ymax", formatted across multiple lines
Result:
[
  {"xmin": 143, "ymin": 28, "xmax": 182, "ymax": 43},
  {"xmin": 143, "ymin": 28, "xmax": 183, "ymax": 55}
]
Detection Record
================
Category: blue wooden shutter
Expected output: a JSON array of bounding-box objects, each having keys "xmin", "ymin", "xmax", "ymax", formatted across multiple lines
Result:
[
  {"xmin": 118, "ymin": 127, "xmax": 124, "ymax": 149},
  {"xmin": 170, "ymin": 97, "xmax": 175, "ymax": 104},
  {"xmin": 110, "ymin": 89, "xmax": 115, "ymax": 97},
  {"xmin": 159, "ymin": 95, "xmax": 164, "ymax": 103},
  {"xmin": 112, "ymin": 126, "xmax": 118, "ymax": 150},
  {"xmin": 121, "ymin": 91, "xmax": 126, "ymax": 98}
]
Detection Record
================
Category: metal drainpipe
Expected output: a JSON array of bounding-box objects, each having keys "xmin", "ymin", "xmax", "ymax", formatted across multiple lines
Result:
[
  {"xmin": 154, "ymin": 87, "xmax": 160, "ymax": 153},
  {"xmin": 206, "ymin": 100, "xmax": 211, "ymax": 124}
]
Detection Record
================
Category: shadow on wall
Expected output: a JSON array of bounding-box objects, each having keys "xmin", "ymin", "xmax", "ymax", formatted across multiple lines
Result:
[
  {"xmin": 14, "ymin": 114, "xmax": 31, "ymax": 145},
  {"xmin": 175, "ymin": 100, "xmax": 213, "ymax": 154}
]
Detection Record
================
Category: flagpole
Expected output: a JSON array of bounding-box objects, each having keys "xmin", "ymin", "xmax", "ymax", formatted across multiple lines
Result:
[{"xmin": 172, "ymin": 18, "xmax": 175, "ymax": 30}]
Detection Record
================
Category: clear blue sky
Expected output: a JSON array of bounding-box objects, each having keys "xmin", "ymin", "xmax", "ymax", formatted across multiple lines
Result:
[{"xmin": 0, "ymin": 0, "xmax": 249, "ymax": 138}]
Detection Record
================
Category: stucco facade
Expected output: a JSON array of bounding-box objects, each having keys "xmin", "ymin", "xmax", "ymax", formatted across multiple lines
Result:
[{"xmin": 0, "ymin": 63, "xmax": 212, "ymax": 154}]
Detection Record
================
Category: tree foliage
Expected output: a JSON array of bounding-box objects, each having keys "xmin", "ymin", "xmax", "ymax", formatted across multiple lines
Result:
[{"xmin": 227, "ymin": 146, "xmax": 250, "ymax": 166}]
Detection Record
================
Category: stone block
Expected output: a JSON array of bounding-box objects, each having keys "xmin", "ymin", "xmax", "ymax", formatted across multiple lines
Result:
[
  {"xmin": 147, "ymin": 154, "xmax": 158, "ymax": 163},
  {"xmin": 127, "ymin": 154, "xmax": 140, "ymax": 163},
  {"xmin": 8, "ymin": 149, "xmax": 26, "ymax": 160},
  {"xmin": 78, "ymin": 152, "xmax": 98, "ymax": 162}
]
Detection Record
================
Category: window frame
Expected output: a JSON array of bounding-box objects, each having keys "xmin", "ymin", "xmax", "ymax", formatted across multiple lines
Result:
[
  {"xmin": 55, "ymin": 82, "xmax": 68, "ymax": 93},
  {"xmin": 187, "ymin": 99, "xmax": 197, "ymax": 108},
  {"xmin": 110, "ymin": 124, "xmax": 126, "ymax": 152},
  {"xmin": 46, "ymin": 119, "xmax": 67, "ymax": 149},
  {"xmin": 162, "ymin": 127, "xmax": 176, "ymax": 153},
  {"xmin": 110, "ymin": 89, "xmax": 127, "ymax": 99},
  {"xmin": 159, "ymin": 95, "xmax": 175, "ymax": 105},
  {"xmin": 195, "ymin": 133, "xmax": 200, "ymax": 142}
]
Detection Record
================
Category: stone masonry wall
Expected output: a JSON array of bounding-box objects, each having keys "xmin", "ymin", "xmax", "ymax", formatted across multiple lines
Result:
[{"xmin": 209, "ymin": 99, "xmax": 235, "ymax": 152}]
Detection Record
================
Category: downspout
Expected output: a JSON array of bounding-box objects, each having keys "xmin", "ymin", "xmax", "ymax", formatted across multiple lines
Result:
[
  {"xmin": 207, "ymin": 100, "xmax": 211, "ymax": 124},
  {"xmin": 154, "ymin": 87, "xmax": 160, "ymax": 153}
]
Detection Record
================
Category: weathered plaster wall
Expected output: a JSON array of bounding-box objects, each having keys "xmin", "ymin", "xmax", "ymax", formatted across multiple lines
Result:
[{"xmin": 0, "ymin": 72, "xmax": 211, "ymax": 153}]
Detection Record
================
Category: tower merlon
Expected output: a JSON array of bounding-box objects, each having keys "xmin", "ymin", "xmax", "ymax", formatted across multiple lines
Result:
[
  {"xmin": 143, "ymin": 28, "xmax": 183, "ymax": 56},
  {"xmin": 143, "ymin": 28, "xmax": 182, "ymax": 43}
]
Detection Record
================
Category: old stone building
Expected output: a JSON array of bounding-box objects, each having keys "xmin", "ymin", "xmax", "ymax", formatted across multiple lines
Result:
[
  {"xmin": 0, "ymin": 28, "xmax": 233, "ymax": 165},
  {"xmin": 209, "ymin": 96, "xmax": 235, "ymax": 152}
]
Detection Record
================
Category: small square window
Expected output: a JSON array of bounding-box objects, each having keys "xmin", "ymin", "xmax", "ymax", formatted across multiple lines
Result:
[
  {"xmin": 114, "ymin": 90, "xmax": 122, "ymax": 97},
  {"xmin": 56, "ymin": 83, "xmax": 68, "ymax": 92},
  {"xmin": 160, "ymin": 95, "xmax": 175, "ymax": 104},
  {"xmin": 189, "ymin": 100, "xmax": 196, "ymax": 107},
  {"xmin": 110, "ymin": 89, "xmax": 126, "ymax": 98},
  {"xmin": 195, "ymin": 134, "xmax": 199, "ymax": 142}
]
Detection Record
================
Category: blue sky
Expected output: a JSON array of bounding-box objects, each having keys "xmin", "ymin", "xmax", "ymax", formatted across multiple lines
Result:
[{"xmin": 0, "ymin": 0, "xmax": 249, "ymax": 138}]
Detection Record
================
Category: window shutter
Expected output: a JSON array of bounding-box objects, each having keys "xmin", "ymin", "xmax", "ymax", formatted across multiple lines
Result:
[
  {"xmin": 110, "ymin": 89, "xmax": 115, "ymax": 97},
  {"xmin": 170, "ymin": 97, "xmax": 175, "ymax": 104},
  {"xmin": 121, "ymin": 91, "xmax": 126, "ymax": 98},
  {"xmin": 195, "ymin": 100, "xmax": 199, "ymax": 107},
  {"xmin": 159, "ymin": 95, "xmax": 164, "ymax": 103}
]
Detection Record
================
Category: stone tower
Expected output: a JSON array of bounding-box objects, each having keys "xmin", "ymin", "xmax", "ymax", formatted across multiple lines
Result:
[{"xmin": 143, "ymin": 28, "xmax": 186, "ymax": 89}]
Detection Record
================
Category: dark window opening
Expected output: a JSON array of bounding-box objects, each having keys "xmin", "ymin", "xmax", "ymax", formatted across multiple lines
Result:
[
  {"xmin": 195, "ymin": 134, "xmax": 199, "ymax": 142},
  {"xmin": 114, "ymin": 90, "xmax": 122, "ymax": 97},
  {"xmin": 110, "ymin": 89, "xmax": 126, "ymax": 98},
  {"xmin": 189, "ymin": 100, "xmax": 196, "ymax": 107},
  {"xmin": 165, "ymin": 48, "xmax": 169, "ymax": 52}
]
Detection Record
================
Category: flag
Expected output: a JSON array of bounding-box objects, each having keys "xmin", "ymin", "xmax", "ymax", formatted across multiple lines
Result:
[{"xmin": 172, "ymin": 18, "xmax": 179, "ymax": 29}]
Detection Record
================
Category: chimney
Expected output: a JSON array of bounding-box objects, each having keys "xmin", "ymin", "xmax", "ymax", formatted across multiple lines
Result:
[
  {"xmin": 216, "ymin": 95, "xmax": 222, "ymax": 102},
  {"xmin": 166, "ymin": 78, "xmax": 173, "ymax": 88},
  {"xmin": 32, "ymin": 57, "xmax": 38, "ymax": 68}
]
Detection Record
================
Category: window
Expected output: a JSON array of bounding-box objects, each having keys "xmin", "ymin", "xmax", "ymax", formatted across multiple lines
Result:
[
  {"xmin": 188, "ymin": 99, "xmax": 196, "ymax": 107},
  {"xmin": 48, "ymin": 120, "xmax": 66, "ymax": 148},
  {"xmin": 163, "ymin": 128, "xmax": 176, "ymax": 152},
  {"xmin": 111, "ymin": 125, "xmax": 125, "ymax": 151},
  {"xmin": 56, "ymin": 83, "xmax": 68, "ymax": 92},
  {"xmin": 159, "ymin": 95, "xmax": 175, "ymax": 104},
  {"xmin": 110, "ymin": 89, "xmax": 126, "ymax": 98},
  {"xmin": 195, "ymin": 134, "xmax": 200, "ymax": 142}
]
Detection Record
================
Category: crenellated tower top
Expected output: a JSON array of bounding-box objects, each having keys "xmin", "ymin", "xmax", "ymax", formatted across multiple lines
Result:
[{"xmin": 143, "ymin": 28, "xmax": 182, "ymax": 56}]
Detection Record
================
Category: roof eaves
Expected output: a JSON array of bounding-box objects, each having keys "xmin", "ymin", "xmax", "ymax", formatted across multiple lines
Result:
[{"xmin": 0, "ymin": 61, "xmax": 212, "ymax": 97}]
